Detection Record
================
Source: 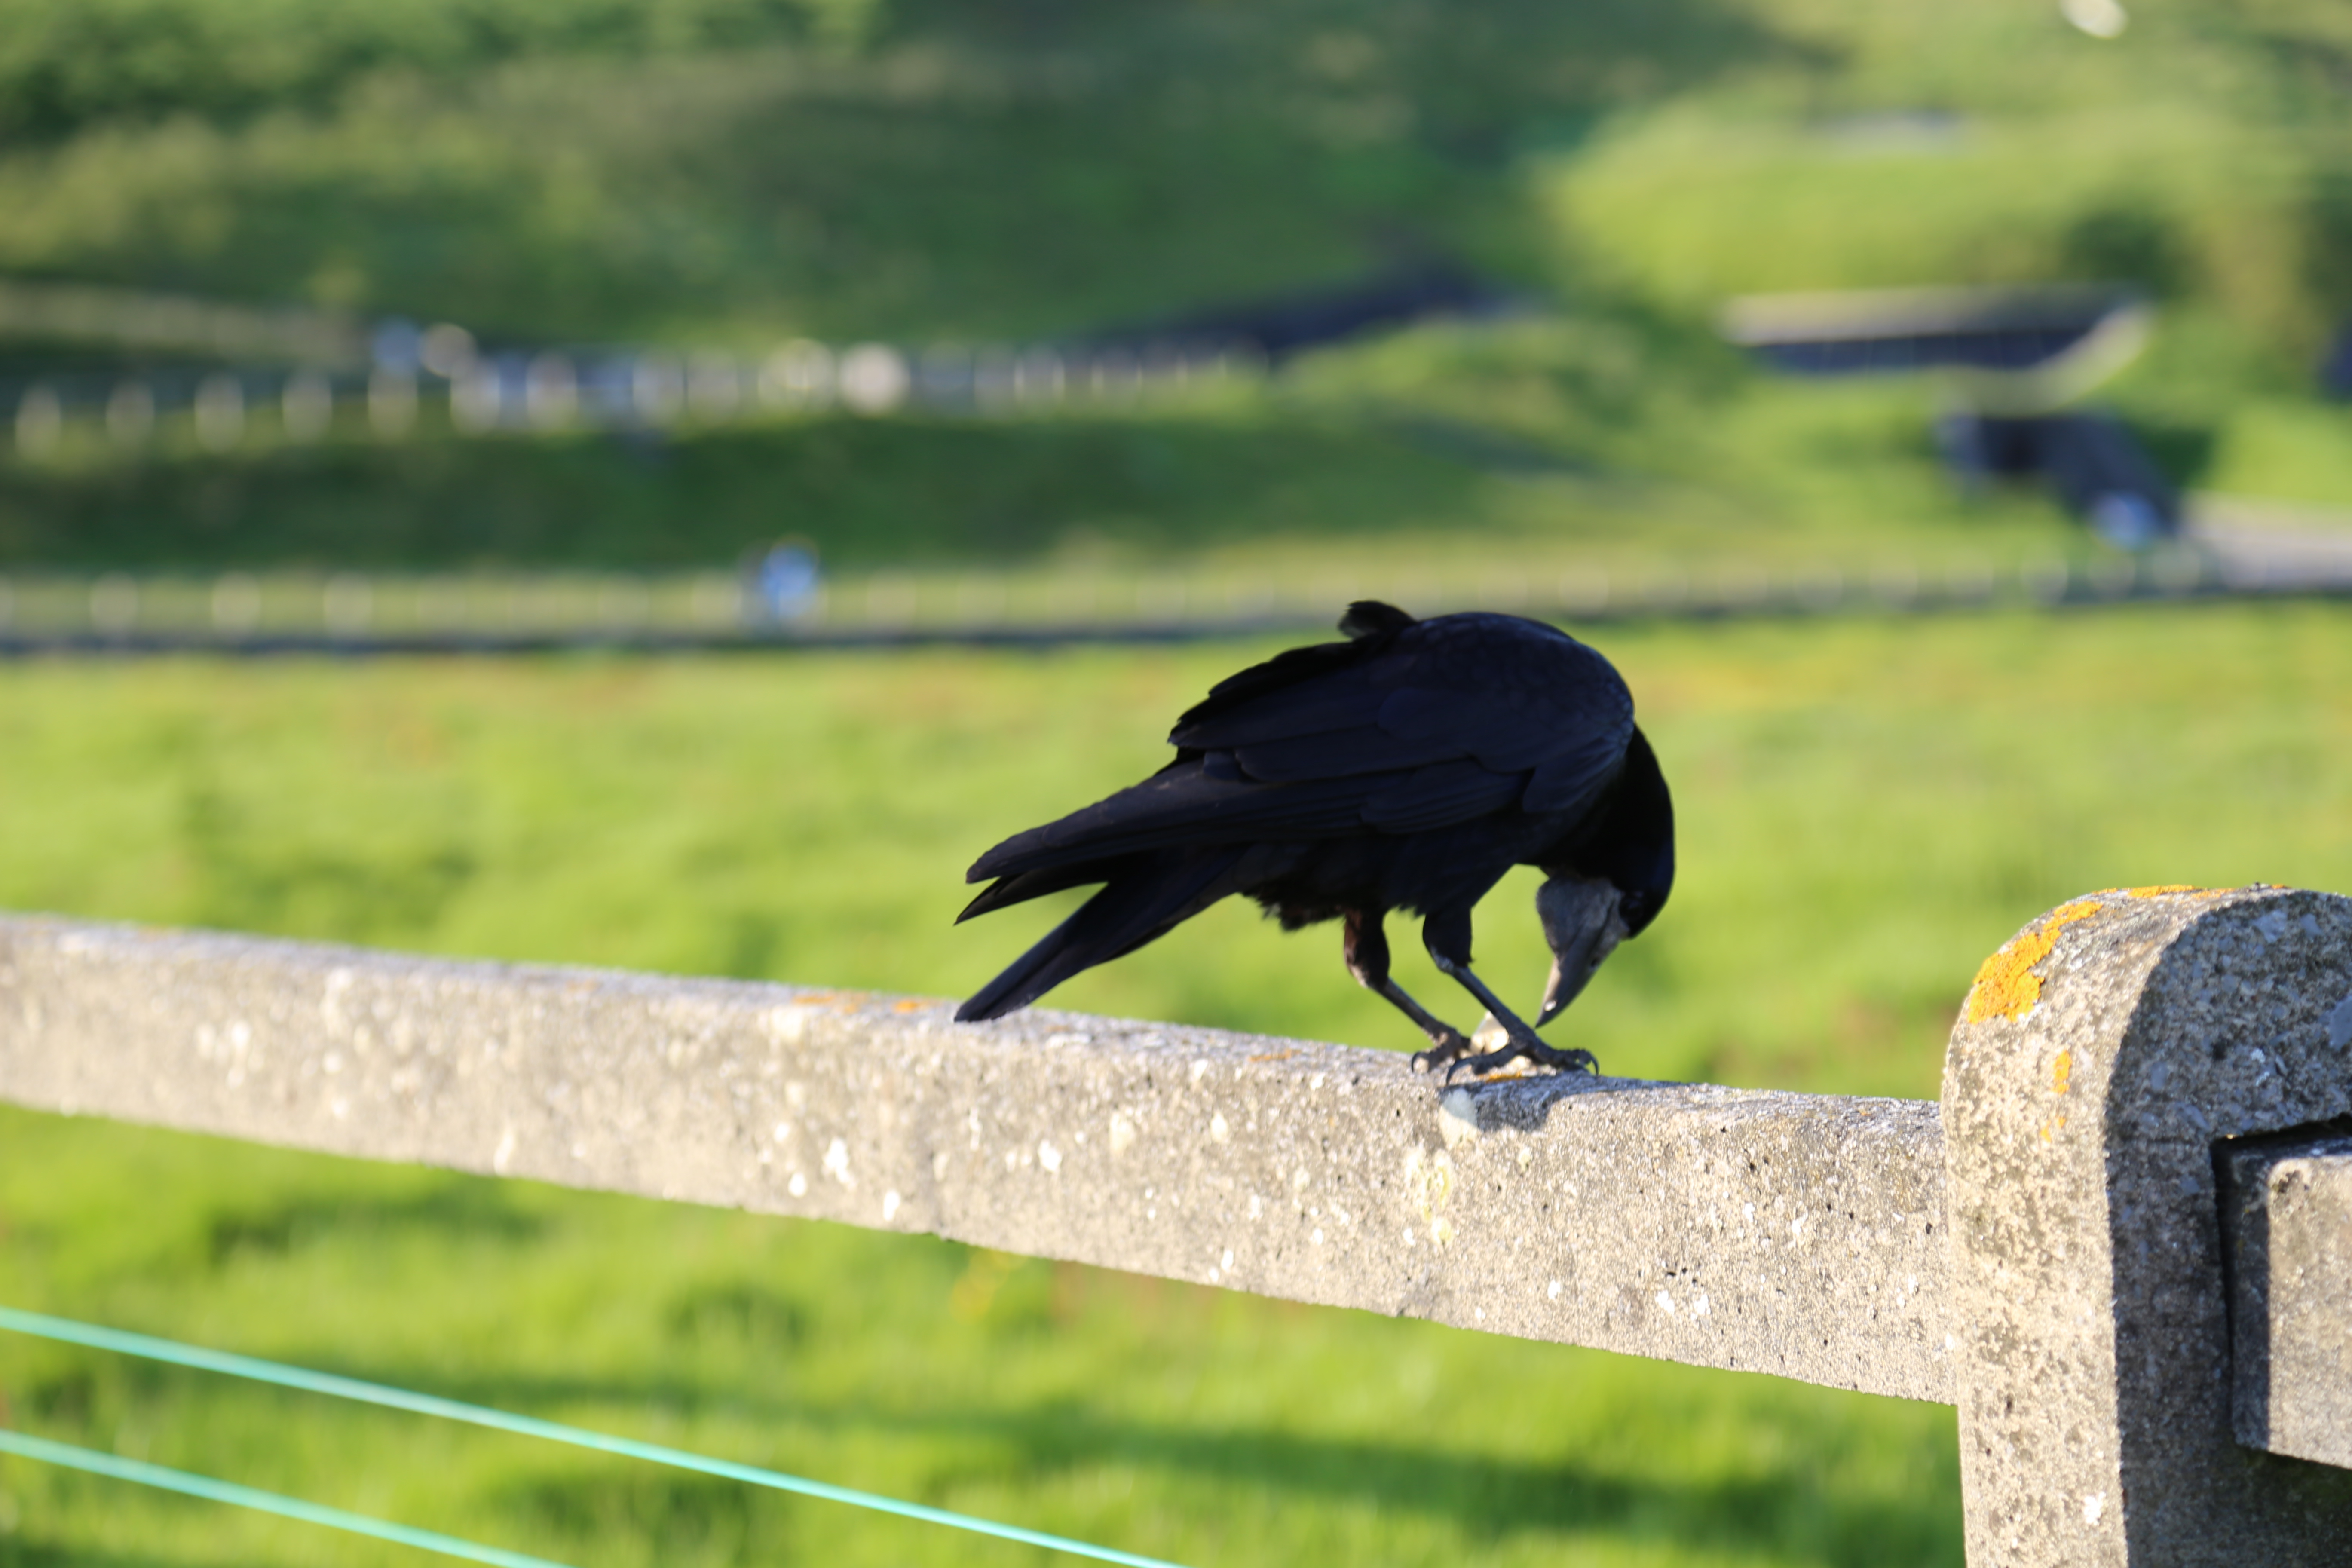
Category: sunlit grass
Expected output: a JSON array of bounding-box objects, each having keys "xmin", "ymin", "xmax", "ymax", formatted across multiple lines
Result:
[{"xmin": 3, "ymin": 602, "xmax": 2349, "ymax": 1563}]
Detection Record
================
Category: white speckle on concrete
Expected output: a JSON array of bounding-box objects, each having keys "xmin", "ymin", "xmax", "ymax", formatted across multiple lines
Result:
[
  {"xmin": 1292, "ymin": 1166, "xmax": 1310, "ymax": 1190},
  {"xmin": 330, "ymin": 1096, "xmax": 349, "ymax": 1120},
  {"xmin": 784, "ymin": 1080, "xmax": 807, "ymax": 1109},
  {"xmin": 2083, "ymin": 1491, "xmax": 2106, "ymax": 1525},
  {"xmin": 493, "ymin": 1128, "xmax": 517, "ymax": 1174},
  {"xmin": 1693, "ymin": 1294, "xmax": 1710, "ymax": 1317},
  {"xmin": 1038, "ymin": 1140, "xmax": 1062, "ymax": 1173},
  {"xmin": 1209, "ymin": 1113, "xmax": 1229, "ymax": 1142},
  {"xmin": 1247, "ymin": 1194, "xmax": 1263, "ymax": 1219},
  {"xmin": 1656, "ymin": 1291, "xmax": 1675, "ymax": 1314},
  {"xmin": 787, "ymin": 1171, "xmax": 807, "ymax": 1197},
  {"xmin": 773, "ymin": 1121, "xmax": 791, "ymax": 1143},
  {"xmin": 823, "ymin": 1138, "xmax": 854, "ymax": 1187},
  {"xmin": 1438, "ymin": 1088, "xmax": 1479, "ymax": 1148},
  {"xmin": 322, "ymin": 969, "xmax": 354, "ymax": 1032},
  {"xmin": 1548, "ymin": 1280, "xmax": 1562, "ymax": 1299},
  {"xmin": 932, "ymin": 1151, "xmax": 949, "ymax": 1180},
  {"xmin": 1221, "ymin": 1248, "xmax": 1234, "ymax": 1270},
  {"xmin": 1190, "ymin": 1058, "xmax": 1210, "ymax": 1084},
  {"xmin": 1109, "ymin": 1111, "xmax": 1137, "ymax": 1155},
  {"xmin": 1311, "ymin": 1228, "xmax": 1324, "ymax": 1245},
  {"xmin": 882, "ymin": 1189, "xmax": 901, "ymax": 1222},
  {"xmin": 1310, "ymin": 1073, "xmax": 1326, "ymax": 1090},
  {"xmin": 764, "ymin": 1004, "xmax": 808, "ymax": 1045}
]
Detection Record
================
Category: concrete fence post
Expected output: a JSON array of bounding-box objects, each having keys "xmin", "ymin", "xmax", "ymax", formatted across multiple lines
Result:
[{"xmin": 1943, "ymin": 885, "xmax": 2352, "ymax": 1565}]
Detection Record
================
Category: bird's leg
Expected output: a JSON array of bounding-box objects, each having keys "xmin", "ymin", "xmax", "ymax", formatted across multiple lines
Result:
[
  {"xmin": 1343, "ymin": 910, "xmax": 1476, "ymax": 1073},
  {"xmin": 1421, "ymin": 909, "xmax": 1599, "ymax": 1081}
]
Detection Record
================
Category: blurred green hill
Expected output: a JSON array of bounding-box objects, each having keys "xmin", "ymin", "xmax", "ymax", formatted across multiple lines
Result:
[{"xmin": 2, "ymin": 0, "xmax": 2349, "ymax": 571}]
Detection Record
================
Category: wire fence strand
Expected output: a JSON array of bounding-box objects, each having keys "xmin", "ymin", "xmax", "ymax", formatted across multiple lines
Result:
[
  {"xmin": 0, "ymin": 1428, "xmax": 576, "ymax": 1568},
  {"xmin": 0, "ymin": 1305, "xmax": 1187, "ymax": 1568}
]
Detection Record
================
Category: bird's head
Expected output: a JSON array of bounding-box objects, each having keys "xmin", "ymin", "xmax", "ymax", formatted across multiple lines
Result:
[
  {"xmin": 1534, "ymin": 725, "xmax": 1673, "ymax": 1027},
  {"xmin": 1533, "ymin": 873, "xmax": 1633, "ymax": 1027}
]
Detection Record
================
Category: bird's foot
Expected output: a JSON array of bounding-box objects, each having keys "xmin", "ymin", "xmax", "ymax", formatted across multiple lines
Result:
[
  {"xmin": 1444, "ymin": 1038, "xmax": 1600, "ymax": 1083},
  {"xmin": 1409, "ymin": 1026, "xmax": 1476, "ymax": 1075}
]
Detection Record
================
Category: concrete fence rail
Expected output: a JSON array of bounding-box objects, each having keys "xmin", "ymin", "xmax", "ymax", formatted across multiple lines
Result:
[{"xmin": 1, "ymin": 887, "xmax": 2348, "ymax": 1564}]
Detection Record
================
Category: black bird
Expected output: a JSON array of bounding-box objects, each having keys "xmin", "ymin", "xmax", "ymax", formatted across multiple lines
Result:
[{"xmin": 954, "ymin": 602, "xmax": 1674, "ymax": 1078}]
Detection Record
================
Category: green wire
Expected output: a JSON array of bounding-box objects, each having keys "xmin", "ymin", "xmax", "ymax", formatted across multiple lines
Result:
[
  {"xmin": 0, "ymin": 1305, "xmax": 1184, "ymax": 1568},
  {"xmin": 0, "ymin": 1428, "xmax": 572, "ymax": 1568}
]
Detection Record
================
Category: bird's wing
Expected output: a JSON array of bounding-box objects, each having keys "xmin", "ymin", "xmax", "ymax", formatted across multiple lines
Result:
[
  {"xmin": 969, "ymin": 612, "xmax": 1633, "ymax": 883},
  {"xmin": 1174, "ymin": 610, "xmax": 1634, "ymax": 815}
]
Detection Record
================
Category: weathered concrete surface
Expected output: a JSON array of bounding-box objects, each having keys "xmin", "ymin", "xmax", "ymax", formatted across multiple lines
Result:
[
  {"xmin": 1945, "ymin": 886, "xmax": 2352, "ymax": 1567},
  {"xmin": 0, "ymin": 913, "xmax": 1950, "ymax": 1400},
  {"xmin": 2224, "ymin": 1134, "xmax": 2352, "ymax": 1470}
]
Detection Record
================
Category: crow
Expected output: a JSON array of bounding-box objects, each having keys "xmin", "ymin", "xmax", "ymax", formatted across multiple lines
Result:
[{"xmin": 953, "ymin": 601, "xmax": 1674, "ymax": 1078}]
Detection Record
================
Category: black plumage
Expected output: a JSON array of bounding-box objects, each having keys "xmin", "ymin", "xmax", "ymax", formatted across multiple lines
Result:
[{"xmin": 955, "ymin": 601, "xmax": 1675, "ymax": 1077}]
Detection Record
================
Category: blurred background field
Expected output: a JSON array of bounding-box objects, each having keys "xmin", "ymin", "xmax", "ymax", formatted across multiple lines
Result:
[
  {"xmin": 6, "ymin": 0, "xmax": 2352, "ymax": 588},
  {"xmin": 5, "ymin": 0, "xmax": 2352, "ymax": 1564}
]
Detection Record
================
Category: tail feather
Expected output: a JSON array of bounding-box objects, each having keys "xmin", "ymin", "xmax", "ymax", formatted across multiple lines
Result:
[
  {"xmin": 957, "ymin": 856, "xmax": 1142, "ymax": 924},
  {"xmin": 956, "ymin": 847, "xmax": 1246, "ymax": 1022}
]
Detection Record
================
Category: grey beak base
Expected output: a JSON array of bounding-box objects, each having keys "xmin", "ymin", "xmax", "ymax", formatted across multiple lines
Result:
[{"xmin": 1532, "ymin": 875, "xmax": 1628, "ymax": 1031}]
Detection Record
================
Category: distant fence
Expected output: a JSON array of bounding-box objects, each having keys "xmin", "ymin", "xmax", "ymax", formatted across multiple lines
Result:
[
  {"xmin": 0, "ymin": 539, "xmax": 2347, "ymax": 655},
  {"xmin": 3, "ymin": 887, "xmax": 2348, "ymax": 1563},
  {"xmin": 3, "ymin": 333, "xmax": 1255, "ymax": 460}
]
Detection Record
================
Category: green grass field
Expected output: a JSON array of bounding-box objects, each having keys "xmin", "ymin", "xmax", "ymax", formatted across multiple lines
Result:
[{"xmin": 5, "ymin": 601, "xmax": 2352, "ymax": 1565}]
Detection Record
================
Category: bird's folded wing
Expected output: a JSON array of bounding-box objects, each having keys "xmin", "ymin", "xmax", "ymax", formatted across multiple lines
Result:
[
  {"xmin": 970, "ymin": 614, "xmax": 1639, "ymax": 884},
  {"xmin": 1172, "ymin": 614, "xmax": 1635, "ymax": 809}
]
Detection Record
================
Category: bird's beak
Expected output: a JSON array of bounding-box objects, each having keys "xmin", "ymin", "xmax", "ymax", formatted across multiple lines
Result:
[{"xmin": 1534, "ymin": 876, "xmax": 1629, "ymax": 1028}]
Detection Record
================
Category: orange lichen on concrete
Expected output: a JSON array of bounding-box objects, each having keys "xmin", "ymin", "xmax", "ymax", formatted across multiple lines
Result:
[
  {"xmin": 2036, "ymin": 1050, "xmax": 2076, "ymax": 1141},
  {"xmin": 791, "ymin": 990, "xmax": 868, "ymax": 1010},
  {"xmin": 1965, "ymin": 897, "xmax": 2108, "ymax": 1025},
  {"xmin": 891, "ymin": 998, "xmax": 931, "ymax": 1013}
]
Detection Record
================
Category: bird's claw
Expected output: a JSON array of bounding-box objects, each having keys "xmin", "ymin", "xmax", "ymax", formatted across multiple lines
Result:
[
  {"xmin": 1409, "ymin": 1028, "xmax": 1476, "ymax": 1075},
  {"xmin": 1443, "ymin": 1039, "xmax": 1600, "ymax": 1083}
]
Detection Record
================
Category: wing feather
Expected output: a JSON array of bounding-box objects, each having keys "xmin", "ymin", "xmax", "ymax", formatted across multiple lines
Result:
[{"xmin": 967, "ymin": 610, "xmax": 1639, "ymax": 885}]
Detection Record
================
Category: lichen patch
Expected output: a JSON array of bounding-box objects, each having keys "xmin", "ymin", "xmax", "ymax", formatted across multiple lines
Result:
[
  {"xmin": 1966, "ymin": 885, "xmax": 2233, "ymax": 1026},
  {"xmin": 1965, "ymin": 898, "xmax": 2106, "ymax": 1024}
]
